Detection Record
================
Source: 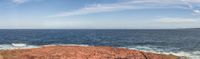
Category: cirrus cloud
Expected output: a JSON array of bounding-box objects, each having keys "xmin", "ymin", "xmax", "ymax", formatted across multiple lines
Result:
[
  {"xmin": 12, "ymin": 0, "xmax": 29, "ymax": 4},
  {"xmin": 48, "ymin": 0, "xmax": 200, "ymax": 17},
  {"xmin": 155, "ymin": 18, "xmax": 198, "ymax": 23}
]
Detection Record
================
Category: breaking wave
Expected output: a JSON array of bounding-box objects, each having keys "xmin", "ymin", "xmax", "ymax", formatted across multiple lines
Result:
[
  {"xmin": 0, "ymin": 44, "xmax": 40, "ymax": 50},
  {"xmin": 125, "ymin": 45, "xmax": 200, "ymax": 59},
  {"xmin": 0, "ymin": 44, "xmax": 89, "ymax": 50}
]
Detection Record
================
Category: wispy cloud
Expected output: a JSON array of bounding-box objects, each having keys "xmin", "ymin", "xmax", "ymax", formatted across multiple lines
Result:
[
  {"xmin": 48, "ymin": 2, "xmax": 137, "ymax": 17},
  {"xmin": 181, "ymin": 0, "xmax": 200, "ymax": 15},
  {"xmin": 11, "ymin": 0, "xmax": 45, "ymax": 4},
  {"xmin": 152, "ymin": 17, "xmax": 200, "ymax": 28},
  {"xmin": 48, "ymin": 0, "xmax": 200, "ymax": 17},
  {"xmin": 12, "ymin": 0, "xmax": 29, "ymax": 4},
  {"xmin": 155, "ymin": 18, "xmax": 198, "ymax": 23}
]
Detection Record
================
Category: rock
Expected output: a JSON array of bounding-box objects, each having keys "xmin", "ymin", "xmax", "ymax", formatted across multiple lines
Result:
[
  {"xmin": 0, "ymin": 46, "xmax": 180, "ymax": 59},
  {"xmin": 0, "ymin": 54, "xmax": 3, "ymax": 59}
]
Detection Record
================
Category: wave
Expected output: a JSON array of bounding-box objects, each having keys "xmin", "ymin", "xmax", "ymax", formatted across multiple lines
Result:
[
  {"xmin": 42, "ymin": 44, "xmax": 89, "ymax": 47},
  {"xmin": 125, "ymin": 45, "xmax": 200, "ymax": 59},
  {"xmin": 0, "ymin": 44, "xmax": 40, "ymax": 50},
  {"xmin": 0, "ymin": 43, "xmax": 89, "ymax": 50}
]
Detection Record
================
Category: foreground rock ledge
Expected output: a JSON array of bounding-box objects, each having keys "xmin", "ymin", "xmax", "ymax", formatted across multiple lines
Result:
[{"xmin": 0, "ymin": 46, "xmax": 182, "ymax": 59}]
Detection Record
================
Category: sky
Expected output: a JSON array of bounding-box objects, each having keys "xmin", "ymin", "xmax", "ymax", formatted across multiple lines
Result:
[{"xmin": 0, "ymin": 0, "xmax": 200, "ymax": 29}]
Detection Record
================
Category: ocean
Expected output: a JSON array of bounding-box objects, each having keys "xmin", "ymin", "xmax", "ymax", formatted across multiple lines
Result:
[{"xmin": 0, "ymin": 29, "xmax": 199, "ymax": 59}]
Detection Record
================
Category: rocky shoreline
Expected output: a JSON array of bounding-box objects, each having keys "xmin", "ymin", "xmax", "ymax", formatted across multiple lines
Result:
[{"xmin": 0, "ymin": 46, "xmax": 185, "ymax": 59}]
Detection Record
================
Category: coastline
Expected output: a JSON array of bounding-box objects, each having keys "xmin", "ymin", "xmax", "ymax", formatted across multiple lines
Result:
[{"xmin": 0, "ymin": 46, "xmax": 185, "ymax": 59}]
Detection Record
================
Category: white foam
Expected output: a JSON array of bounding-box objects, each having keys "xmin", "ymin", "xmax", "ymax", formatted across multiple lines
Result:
[
  {"xmin": 125, "ymin": 45, "xmax": 200, "ymax": 59},
  {"xmin": 0, "ymin": 44, "xmax": 91, "ymax": 50},
  {"xmin": 0, "ymin": 44, "xmax": 90, "ymax": 50},
  {"xmin": 0, "ymin": 44, "xmax": 40, "ymax": 50},
  {"xmin": 12, "ymin": 43, "xmax": 27, "ymax": 47},
  {"xmin": 43, "ymin": 44, "xmax": 89, "ymax": 47},
  {"xmin": 166, "ymin": 51, "xmax": 200, "ymax": 59}
]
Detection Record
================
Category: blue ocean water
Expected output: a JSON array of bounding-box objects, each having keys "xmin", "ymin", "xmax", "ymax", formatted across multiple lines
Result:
[{"xmin": 0, "ymin": 29, "xmax": 199, "ymax": 58}]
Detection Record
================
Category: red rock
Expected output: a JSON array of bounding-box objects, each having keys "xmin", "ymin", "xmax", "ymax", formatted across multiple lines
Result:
[{"xmin": 0, "ymin": 46, "xmax": 180, "ymax": 59}]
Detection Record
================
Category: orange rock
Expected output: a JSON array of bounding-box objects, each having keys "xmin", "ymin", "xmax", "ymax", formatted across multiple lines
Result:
[{"xmin": 0, "ymin": 46, "xmax": 180, "ymax": 59}]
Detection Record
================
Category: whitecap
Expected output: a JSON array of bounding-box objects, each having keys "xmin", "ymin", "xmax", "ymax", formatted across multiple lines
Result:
[
  {"xmin": 125, "ymin": 45, "xmax": 200, "ymax": 59},
  {"xmin": 43, "ymin": 44, "xmax": 89, "ymax": 47},
  {"xmin": 0, "ymin": 44, "xmax": 40, "ymax": 50}
]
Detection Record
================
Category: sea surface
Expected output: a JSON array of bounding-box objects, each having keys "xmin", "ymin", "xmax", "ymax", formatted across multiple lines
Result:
[{"xmin": 0, "ymin": 29, "xmax": 199, "ymax": 59}]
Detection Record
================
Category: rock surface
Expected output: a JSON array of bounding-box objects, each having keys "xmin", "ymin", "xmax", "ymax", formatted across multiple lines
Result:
[{"xmin": 0, "ymin": 46, "xmax": 180, "ymax": 59}]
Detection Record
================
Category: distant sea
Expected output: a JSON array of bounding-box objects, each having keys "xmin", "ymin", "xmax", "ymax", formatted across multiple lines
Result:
[{"xmin": 0, "ymin": 29, "xmax": 199, "ymax": 59}]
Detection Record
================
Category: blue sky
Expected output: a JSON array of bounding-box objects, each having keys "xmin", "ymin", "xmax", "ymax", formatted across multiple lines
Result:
[{"xmin": 0, "ymin": 0, "xmax": 200, "ymax": 29}]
